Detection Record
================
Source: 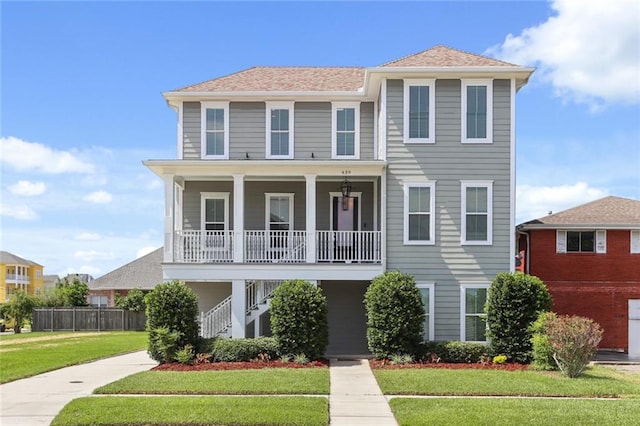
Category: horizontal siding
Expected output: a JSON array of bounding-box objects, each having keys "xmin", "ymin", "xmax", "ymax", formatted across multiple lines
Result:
[
  {"xmin": 244, "ymin": 181, "xmax": 307, "ymax": 230},
  {"xmin": 183, "ymin": 181, "xmax": 234, "ymax": 230},
  {"xmin": 360, "ymin": 102, "xmax": 375, "ymax": 160},
  {"xmin": 295, "ymin": 102, "xmax": 331, "ymax": 159},
  {"xmin": 229, "ymin": 102, "xmax": 265, "ymax": 160},
  {"xmin": 183, "ymin": 102, "xmax": 201, "ymax": 159}
]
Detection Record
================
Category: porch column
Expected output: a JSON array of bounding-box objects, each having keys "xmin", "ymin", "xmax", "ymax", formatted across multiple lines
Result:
[
  {"xmin": 305, "ymin": 174, "xmax": 317, "ymax": 263},
  {"xmin": 231, "ymin": 279, "xmax": 246, "ymax": 338},
  {"xmin": 233, "ymin": 174, "xmax": 245, "ymax": 263},
  {"xmin": 163, "ymin": 174, "xmax": 175, "ymax": 263}
]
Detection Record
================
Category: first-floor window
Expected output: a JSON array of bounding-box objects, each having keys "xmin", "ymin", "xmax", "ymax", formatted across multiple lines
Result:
[
  {"xmin": 404, "ymin": 182, "xmax": 436, "ymax": 245},
  {"xmin": 461, "ymin": 284, "xmax": 488, "ymax": 342},
  {"xmin": 91, "ymin": 295, "xmax": 108, "ymax": 308},
  {"xmin": 632, "ymin": 231, "xmax": 640, "ymax": 254},
  {"xmin": 417, "ymin": 283, "xmax": 435, "ymax": 341},
  {"xmin": 461, "ymin": 181, "xmax": 493, "ymax": 245}
]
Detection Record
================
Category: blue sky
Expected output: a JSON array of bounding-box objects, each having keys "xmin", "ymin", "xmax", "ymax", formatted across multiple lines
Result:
[{"xmin": 1, "ymin": 0, "xmax": 639, "ymax": 278}]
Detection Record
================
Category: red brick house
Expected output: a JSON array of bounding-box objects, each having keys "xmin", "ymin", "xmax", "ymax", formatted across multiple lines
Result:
[{"xmin": 517, "ymin": 196, "xmax": 640, "ymax": 354}]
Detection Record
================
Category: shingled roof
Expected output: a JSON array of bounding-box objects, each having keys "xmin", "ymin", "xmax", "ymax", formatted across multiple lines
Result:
[
  {"xmin": 519, "ymin": 196, "xmax": 640, "ymax": 228},
  {"xmin": 0, "ymin": 251, "xmax": 41, "ymax": 266},
  {"xmin": 172, "ymin": 45, "xmax": 520, "ymax": 93},
  {"xmin": 89, "ymin": 248, "xmax": 163, "ymax": 291}
]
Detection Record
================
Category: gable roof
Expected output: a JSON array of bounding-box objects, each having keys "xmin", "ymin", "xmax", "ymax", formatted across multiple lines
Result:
[
  {"xmin": 89, "ymin": 248, "xmax": 163, "ymax": 291},
  {"xmin": 379, "ymin": 45, "xmax": 516, "ymax": 68},
  {"xmin": 0, "ymin": 251, "xmax": 41, "ymax": 267},
  {"xmin": 519, "ymin": 196, "xmax": 640, "ymax": 229}
]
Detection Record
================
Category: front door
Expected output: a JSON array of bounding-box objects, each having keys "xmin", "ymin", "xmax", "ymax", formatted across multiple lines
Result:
[{"xmin": 331, "ymin": 194, "xmax": 359, "ymax": 262}]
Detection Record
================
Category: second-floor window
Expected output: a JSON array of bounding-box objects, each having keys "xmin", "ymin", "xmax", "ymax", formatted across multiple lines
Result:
[
  {"xmin": 557, "ymin": 230, "xmax": 606, "ymax": 253},
  {"xmin": 266, "ymin": 194, "xmax": 293, "ymax": 231},
  {"xmin": 266, "ymin": 102, "xmax": 294, "ymax": 159},
  {"xmin": 332, "ymin": 102, "xmax": 360, "ymax": 159},
  {"xmin": 404, "ymin": 79, "xmax": 435, "ymax": 143},
  {"xmin": 201, "ymin": 192, "xmax": 229, "ymax": 231},
  {"xmin": 461, "ymin": 181, "xmax": 493, "ymax": 245},
  {"xmin": 462, "ymin": 79, "xmax": 493, "ymax": 143},
  {"xmin": 201, "ymin": 102, "xmax": 229, "ymax": 159}
]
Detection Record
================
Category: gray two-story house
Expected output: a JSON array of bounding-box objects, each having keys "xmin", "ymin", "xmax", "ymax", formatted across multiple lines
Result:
[{"xmin": 145, "ymin": 45, "xmax": 534, "ymax": 355}]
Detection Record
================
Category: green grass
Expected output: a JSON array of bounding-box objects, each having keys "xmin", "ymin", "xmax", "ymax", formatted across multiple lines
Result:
[
  {"xmin": 390, "ymin": 397, "xmax": 640, "ymax": 426},
  {"xmin": 373, "ymin": 366, "xmax": 640, "ymax": 397},
  {"xmin": 0, "ymin": 331, "xmax": 147, "ymax": 383},
  {"xmin": 52, "ymin": 396, "xmax": 328, "ymax": 426},
  {"xmin": 0, "ymin": 331, "xmax": 71, "ymax": 341},
  {"xmin": 96, "ymin": 368, "xmax": 330, "ymax": 395}
]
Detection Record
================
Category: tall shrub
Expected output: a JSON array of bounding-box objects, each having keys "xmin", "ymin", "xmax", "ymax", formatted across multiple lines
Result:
[
  {"xmin": 486, "ymin": 272, "xmax": 552, "ymax": 363},
  {"xmin": 530, "ymin": 311, "xmax": 558, "ymax": 370},
  {"xmin": 145, "ymin": 280, "xmax": 199, "ymax": 363},
  {"xmin": 546, "ymin": 314, "xmax": 603, "ymax": 378},
  {"xmin": 1, "ymin": 290, "xmax": 39, "ymax": 333},
  {"xmin": 364, "ymin": 271, "xmax": 424, "ymax": 359},
  {"xmin": 269, "ymin": 279, "xmax": 328, "ymax": 360}
]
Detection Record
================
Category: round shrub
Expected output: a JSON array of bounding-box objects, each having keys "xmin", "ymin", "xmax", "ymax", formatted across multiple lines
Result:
[
  {"xmin": 486, "ymin": 272, "xmax": 553, "ymax": 363},
  {"xmin": 545, "ymin": 314, "xmax": 603, "ymax": 378},
  {"xmin": 145, "ymin": 280, "xmax": 200, "ymax": 363},
  {"xmin": 269, "ymin": 279, "xmax": 328, "ymax": 360},
  {"xmin": 364, "ymin": 271, "xmax": 425, "ymax": 359}
]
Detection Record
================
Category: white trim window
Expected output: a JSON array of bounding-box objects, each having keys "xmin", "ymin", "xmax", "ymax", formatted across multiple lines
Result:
[
  {"xmin": 266, "ymin": 101, "xmax": 294, "ymax": 159},
  {"xmin": 461, "ymin": 181, "xmax": 493, "ymax": 245},
  {"xmin": 201, "ymin": 101, "xmax": 230, "ymax": 159},
  {"xmin": 417, "ymin": 282, "xmax": 435, "ymax": 341},
  {"xmin": 403, "ymin": 79, "xmax": 435, "ymax": 143},
  {"xmin": 403, "ymin": 182, "xmax": 436, "ymax": 245},
  {"xmin": 461, "ymin": 79, "xmax": 493, "ymax": 144},
  {"xmin": 266, "ymin": 193, "xmax": 294, "ymax": 231},
  {"xmin": 460, "ymin": 284, "xmax": 489, "ymax": 342},
  {"xmin": 332, "ymin": 102, "xmax": 360, "ymax": 159},
  {"xmin": 557, "ymin": 230, "xmax": 606, "ymax": 253},
  {"xmin": 91, "ymin": 295, "xmax": 108, "ymax": 308},
  {"xmin": 631, "ymin": 231, "xmax": 640, "ymax": 254},
  {"xmin": 201, "ymin": 192, "xmax": 229, "ymax": 231}
]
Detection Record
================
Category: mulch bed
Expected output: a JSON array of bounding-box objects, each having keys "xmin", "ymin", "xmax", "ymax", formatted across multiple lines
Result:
[
  {"xmin": 369, "ymin": 360, "xmax": 529, "ymax": 371},
  {"xmin": 153, "ymin": 360, "xmax": 329, "ymax": 371}
]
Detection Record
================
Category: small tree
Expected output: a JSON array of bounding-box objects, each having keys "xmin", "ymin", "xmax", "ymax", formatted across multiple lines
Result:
[
  {"xmin": 486, "ymin": 272, "xmax": 552, "ymax": 363},
  {"xmin": 145, "ymin": 280, "xmax": 199, "ymax": 363},
  {"xmin": 1, "ymin": 290, "xmax": 39, "ymax": 333},
  {"xmin": 115, "ymin": 288, "xmax": 146, "ymax": 312},
  {"xmin": 270, "ymin": 279, "xmax": 328, "ymax": 360},
  {"xmin": 364, "ymin": 271, "xmax": 424, "ymax": 359},
  {"xmin": 64, "ymin": 279, "xmax": 90, "ymax": 306},
  {"xmin": 546, "ymin": 315, "xmax": 603, "ymax": 378}
]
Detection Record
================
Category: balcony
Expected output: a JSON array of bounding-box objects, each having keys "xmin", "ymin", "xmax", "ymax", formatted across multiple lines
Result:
[
  {"xmin": 174, "ymin": 230, "xmax": 381, "ymax": 264},
  {"xmin": 5, "ymin": 274, "xmax": 30, "ymax": 285}
]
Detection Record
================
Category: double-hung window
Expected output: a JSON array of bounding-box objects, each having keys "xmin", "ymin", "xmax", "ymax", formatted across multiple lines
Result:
[
  {"xmin": 266, "ymin": 102, "xmax": 294, "ymax": 159},
  {"xmin": 266, "ymin": 193, "xmax": 294, "ymax": 253},
  {"xmin": 404, "ymin": 182, "xmax": 436, "ymax": 245},
  {"xmin": 417, "ymin": 283, "xmax": 435, "ymax": 341},
  {"xmin": 332, "ymin": 102, "xmax": 360, "ymax": 159},
  {"xmin": 461, "ymin": 79, "xmax": 493, "ymax": 143},
  {"xmin": 201, "ymin": 102, "xmax": 229, "ymax": 159},
  {"xmin": 461, "ymin": 181, "xmax": 493, "ymax": 245},
  {"xmin": 632, "ymin": 231, "xmax": 640, "ymax": 254},
  {"xmin": 201, "ymin": 192, "xmax": 230, "ymax": 254},
  {"xmin": 403, "ymin": 79, "xmax": 435, "ymax": 143},
  {"xmin": 460, "ymin": 284, "xmax": 489, "ymax": 342}
]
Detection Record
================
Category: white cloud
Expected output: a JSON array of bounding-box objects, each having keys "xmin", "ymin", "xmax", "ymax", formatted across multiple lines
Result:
[
  {"xmin": 0, "ymin": 204, "xmax": 38, "ymax": 220},
  {"xmin": 0, "ymin": 136, "xmax": 95, "ymax": 174},
  {"xmin": 8, "ymin": 180, "xmax": 47, "ymax": 196},
  {"xmin": 75, "ymin": 232, "xmax": 101, "ymax": 241},
  {"xmin": 83, "ymin": 190, "xmax": 113, "ymax": 204},
  {"xmin": 73, "ymin": 250, "xmax": 114, "ymax": 262},
  {"xmin": 487, "ymin": 0, "xmax": 640, "ymax": 108},
  {"xmin": 136, "ymin": 246, "xmax": 159, "ymax": 258},
  {"xmin": 516, "ymin": 181, "xmax": 608, "ymax": 223}
]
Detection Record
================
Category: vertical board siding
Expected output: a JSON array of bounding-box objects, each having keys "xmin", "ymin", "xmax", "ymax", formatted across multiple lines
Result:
[
  {"xmin": 183, "ymin": 102, "xmax": 201, "ymax": 159},
  {"xmin": 230, "ymin": 102, "xmax": 265, "ymax": 160},
  {"xmin": 295, "ymin": 102, "xmax": 331, "ymax": 159},
  {"xmin": 385, "ymin": 78, "xmax": 512, "ymax": 341}
]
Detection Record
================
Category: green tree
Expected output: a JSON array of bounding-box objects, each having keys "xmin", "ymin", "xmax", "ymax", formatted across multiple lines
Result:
[
  {"xmin": 64, "ymin": 278, "xmax": 89, "ymax": 306},
  {"xmin": 115, "ymin": 288, "xmax": 146, "ymax": 312},
  {"xmin": 270, "ymin": 279, "xmax": 328, "ymax": 360},
  {"xmin": 1, "ymin": 290, "xmax": 39, "ymax": 333},
  {"xmin": 486, "ymin": 272, "xmax": 553, "ymax": 363},
  {"xmin": 364, "ymin": 271, "xmax": 425, "ymax": 359}
]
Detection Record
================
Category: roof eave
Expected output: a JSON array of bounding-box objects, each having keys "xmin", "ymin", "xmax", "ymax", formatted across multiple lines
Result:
[
  {"xmin": 518, "ymin": 223, "xmax": 640, "ymax": 231},
  {"xmin": 163, "ymin": 90, "xmax": 368, "ymax": 105}
]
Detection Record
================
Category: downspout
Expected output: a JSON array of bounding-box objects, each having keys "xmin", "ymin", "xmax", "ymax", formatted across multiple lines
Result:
[{"xmin": 516, "ymin": 228, "xmax": 530, "ymax": 274}]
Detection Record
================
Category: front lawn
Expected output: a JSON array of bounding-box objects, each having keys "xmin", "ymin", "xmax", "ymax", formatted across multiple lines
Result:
[
  {"xmin": 373, "ymin": 366, "xmax": 640, "ymax": 397},
  {"xmin": 95, "ymin": 368, "xmax": 330, "ymax": 395},
  {"xmin": 52, "ymin": 396, "xmax": 328, "ymax": 426},
  {"xmin": 0, "ymin": 331, "xmax": 147, "ymax": 383},
  {"xmin": 390, "ymin": 398, "xmax": 640, "ymax": 426}
]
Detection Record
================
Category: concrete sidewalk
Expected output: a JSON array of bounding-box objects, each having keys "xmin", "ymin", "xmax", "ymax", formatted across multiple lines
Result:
[
  {"xmin": 329, "ymin": 359, "xmax": 397, "ymax": 426},
  {"xmin": 0, "ymin": 350, "xmax": 156, "ymax": 426}
]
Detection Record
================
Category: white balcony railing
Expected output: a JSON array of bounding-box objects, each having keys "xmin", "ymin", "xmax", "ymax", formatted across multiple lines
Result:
[
  {"xmin": 5, "ymin": 274, "xmax": 30, "ymax": 284},
  {"xmin": 317, "ymin": 230, "xmax": 381, "ymax": 263},
  {"xmin": 175, "ymin": 230, "xmax": 234, "ymax": 263},
  {"xmin": 245, "ymin": 230, "xmax": 307, "ymax": 263}
]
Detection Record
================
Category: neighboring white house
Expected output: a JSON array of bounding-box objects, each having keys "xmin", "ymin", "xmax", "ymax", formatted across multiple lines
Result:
[{"xmin": 145, "ymin": 45, "xmax": 534, "ymax": 355}]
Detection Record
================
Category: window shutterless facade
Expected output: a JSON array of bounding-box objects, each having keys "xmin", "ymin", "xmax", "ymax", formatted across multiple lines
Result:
[
  {"xmin": 461, "ymin": 181, "xmax": 493, "ymax": 245},
  {"xmin": 417, "ymin": 282, "xmax": 435, "ymax": 341},
  {"xmin": 266, "ymin": 194, "xmax": 293, "ymax": 231},
  {"xmin": 403, "ymin": 79, "xmax": 435, "ymax": 143},
  {"xmin": 461, "ymin": 79, "xmax": 493, "ymax": 144},
  {"xmin": 266, "ymin": 101, "xmax": 294, "ymax": 159},
  {"xmin": 460, "ymin": 284, "xmax": 489, "ymax": 342},
  {"xmin": 403, "ymin": 181, "xmax": 436, "ymax": 245},
  {"xmin": 201, "ymin": 102, "xmax": 229, "ymax": 159},
  {"xmin": 201, "ymin": 193, "xmax": 229, "ymax": 231},
  {"xmin": 331, "ymin": 102, "xmax": 360, "ymax": 159}
]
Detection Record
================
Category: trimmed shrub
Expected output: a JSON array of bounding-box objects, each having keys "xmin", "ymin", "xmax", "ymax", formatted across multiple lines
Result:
[
  {"xmin": 365, "ymin": 271, "xmax": 425, "ymax": 359},
  {"xmin": 530, "ymin": 311, "xmax": 558, "ymax": 371},
  {"xmin": 148, "ymin": 327, "xmax": 181, "ymax": 364},
  {"xmin": 420, "ymin": 341, "xmax": 489, "ymax": 363},
  {"xmin": 546, "ymin": 315, "xmax": 603, "ymax": 378},
  {"xmin": 211, "ymin": 337, "xmax": 279, "ymax": 362},
  {"xmin": 145, "ymin": 280, "xmax": 199, "ymax": 363},
  {"xmin": 486, "ymin": 272, "xmax": 553, "ymax": 363},
  {"xmin": 270, "ymin": 279, "xmax": 328, "ymax": 360}
]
